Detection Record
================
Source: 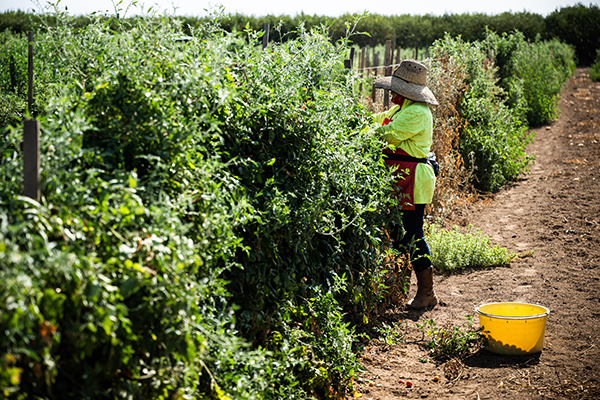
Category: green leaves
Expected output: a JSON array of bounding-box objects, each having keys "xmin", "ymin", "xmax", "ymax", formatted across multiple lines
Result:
[{"xmin": 425, "ymin": 223, "xmax": 516, "ymax": 272}]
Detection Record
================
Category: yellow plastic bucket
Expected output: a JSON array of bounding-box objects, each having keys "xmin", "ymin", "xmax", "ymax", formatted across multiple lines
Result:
[{"xmin": 475, "ymin": 302, "xmax": 550, "ymax": 356}]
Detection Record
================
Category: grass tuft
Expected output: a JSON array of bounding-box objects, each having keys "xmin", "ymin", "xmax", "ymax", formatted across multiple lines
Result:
[{"xmin": 425, "ymin": 223, "xmax": 517, "ymax": 272}]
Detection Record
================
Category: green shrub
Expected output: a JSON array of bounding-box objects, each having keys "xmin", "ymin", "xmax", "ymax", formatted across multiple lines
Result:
[
  {"xmin": 430, "ymin": 34, "xmax": 535, "ymax": 192},
  {"xmin": 520, "ymin": 38, "xmax": 575, "ymax": 125},
  {"xmin": 425, "ymin": 223, "xmax": 516, "ymax": 272},
  {"xmin": 0, "ymin": 88, "xmax": 267, "ymax": 399},
  {"xmin": 0, "ymin": 12, "xmax": 270, "ymax": 400},
  {"xmin": 486, "ymin": 30, "xmax": 575, "ymax": 126},
  {"xmin": 428, "ymin": 30, "xmax": 575, "ymax": 193},
  {"xmin": 221, "ymin": 21, "xmax": 397, "ymax": 338}
]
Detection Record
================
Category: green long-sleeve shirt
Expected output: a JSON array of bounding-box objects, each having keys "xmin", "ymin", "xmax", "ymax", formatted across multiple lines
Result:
[{"xmin": 373, "ymin": 99, "xmax": 436, "ymax": 204}]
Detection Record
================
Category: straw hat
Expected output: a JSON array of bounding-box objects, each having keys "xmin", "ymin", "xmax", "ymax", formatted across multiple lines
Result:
[{"xmin": 373, "ymin": 59, "xmax": 438, "ymax": 105}]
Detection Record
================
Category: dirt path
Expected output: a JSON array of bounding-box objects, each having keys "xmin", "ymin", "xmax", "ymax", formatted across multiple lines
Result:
[{"xmin": 353, "ymin": 68, "xmax": 600, "ymax": 399}]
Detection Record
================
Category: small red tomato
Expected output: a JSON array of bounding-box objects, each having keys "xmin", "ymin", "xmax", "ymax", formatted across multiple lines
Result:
[
  {"xmin": 406, "ymin": 380, "xmax": 413, "ymax": 388},
  {"xmin": 398, "ymin": 379, "xmax": 404, "ymax": 384}
]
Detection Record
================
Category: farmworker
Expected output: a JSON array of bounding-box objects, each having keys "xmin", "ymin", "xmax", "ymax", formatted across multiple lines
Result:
[{"xmin": 372, "ymin": 59, "xmax": 439, "ymax": 309}]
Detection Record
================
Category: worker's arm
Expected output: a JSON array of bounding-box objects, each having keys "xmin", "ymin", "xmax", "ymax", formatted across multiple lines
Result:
[
  {"xmin": 375, "ymin": 104, "xmax": 431, "ymax": 147},
  {"xmin": 372, "ymin": 105, "xmax": 400, "ymax": 126}
]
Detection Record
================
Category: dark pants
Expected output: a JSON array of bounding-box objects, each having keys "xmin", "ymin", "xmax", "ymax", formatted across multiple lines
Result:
[{"xmin": 390, "ymin": 204, "xmax": 432, "ymax": 273}]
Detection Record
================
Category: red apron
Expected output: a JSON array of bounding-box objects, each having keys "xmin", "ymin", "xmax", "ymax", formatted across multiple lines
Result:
[{"xmin": 383, "ymin": 148, "xmax": 418, "ymax": 210}]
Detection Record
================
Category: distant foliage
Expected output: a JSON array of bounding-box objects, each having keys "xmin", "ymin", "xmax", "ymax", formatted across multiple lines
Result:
[
  {"xmin": 3, "ymin": 6, "xmax": 597, "ymax": 64},
  {"xmin": 485, "ymin": 30, "xmax": 576, "ymax": 126},
  {"xmin": 0, "ymin": 10, "xmax": 37, "ymax": 33},
  {"xmin": 545, "ymin": 3, "xmax": 600, "ymax": 66}
]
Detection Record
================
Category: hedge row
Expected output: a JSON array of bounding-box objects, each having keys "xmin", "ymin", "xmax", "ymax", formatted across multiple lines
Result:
[
  {"xmin": 0, "ymin": 11, "xmax": 397, "ymax": 399},
  {"xmin": 425, "ymin": 30, "xmax": 575, "ymax": 193}
]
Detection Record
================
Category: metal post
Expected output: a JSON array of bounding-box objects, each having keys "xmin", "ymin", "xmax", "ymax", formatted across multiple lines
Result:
[{"xmin": 23, "ymin": 119, "xmax": 40, "ymax": 201}]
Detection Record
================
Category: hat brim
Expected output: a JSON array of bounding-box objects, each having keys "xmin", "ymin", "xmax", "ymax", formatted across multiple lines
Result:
[{"xmin": 374, "ymin": 76, "xmax": 438, "ymax": 106}]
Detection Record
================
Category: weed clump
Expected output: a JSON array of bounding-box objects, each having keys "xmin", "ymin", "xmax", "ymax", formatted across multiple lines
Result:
[
  {"xmin": 425, "ymin": 223, "xmax": 517, "ymax": 272},
  {"xmin": 417, "ymin": 316, "xmax": 485, "ymax": 361}
]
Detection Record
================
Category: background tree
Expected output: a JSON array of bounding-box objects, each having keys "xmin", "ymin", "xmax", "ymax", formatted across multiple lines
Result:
[{"xmin": 545, "ymin": 3, "xmax": 600, "ymax": 66}]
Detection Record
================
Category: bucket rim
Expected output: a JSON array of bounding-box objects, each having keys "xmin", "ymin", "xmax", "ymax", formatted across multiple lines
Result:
[{"xmin": 475, "ymin": 302, "xmax": 550, "ymax": 320}]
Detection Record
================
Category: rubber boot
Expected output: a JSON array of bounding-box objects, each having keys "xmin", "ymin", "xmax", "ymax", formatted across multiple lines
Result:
[{"xmin": 407, "ymin": 267, "xmax": 438, "ymax": 309}]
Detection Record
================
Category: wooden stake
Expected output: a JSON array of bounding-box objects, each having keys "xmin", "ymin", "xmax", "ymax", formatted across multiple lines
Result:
[
  {"xmin": 383, "ymin": 40, "xmax": 392, "ymax": 109},
  {"xmin": 392, "ymin": 32, "xmax": 396, "ymax": 65},
  {"xmin": 372, "ymin": 51, "xmax": 379, "ymax": 103},
  {"xmin": 262, "ymin": 24, "xmax": 269, "ymax": 49},
  {"xmin": 359, "ymin": 47, "xmax": 366, "ymax": 94}
]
